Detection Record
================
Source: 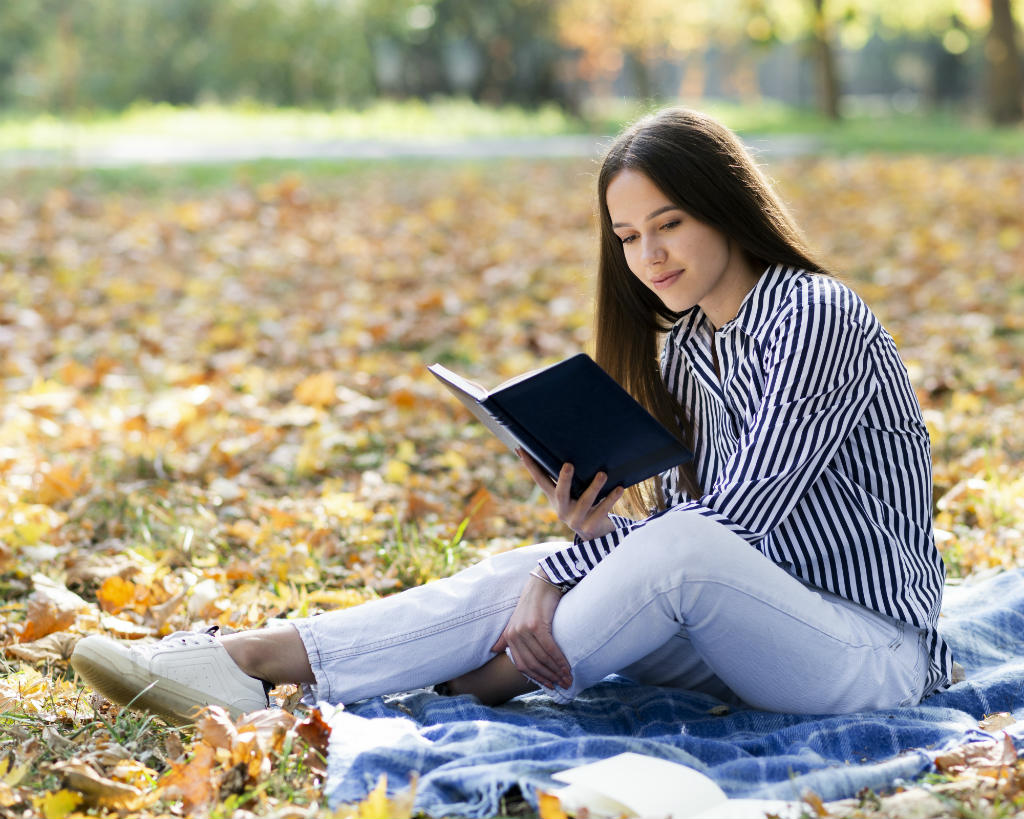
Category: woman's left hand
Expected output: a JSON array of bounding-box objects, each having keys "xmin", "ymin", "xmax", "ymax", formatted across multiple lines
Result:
[{"xmin": 491, "ymin": 571, "xmax": 573, "ymax": 690}]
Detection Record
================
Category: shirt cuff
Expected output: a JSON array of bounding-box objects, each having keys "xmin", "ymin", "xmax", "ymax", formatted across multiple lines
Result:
[{"xmin": 537, "ymin": 514, "xmax": 638, "ymax": 589}]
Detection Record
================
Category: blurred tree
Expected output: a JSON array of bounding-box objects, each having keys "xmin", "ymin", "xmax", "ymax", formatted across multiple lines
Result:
[
  {"xmin": 986, "ymin": 0, "xmax": 1023, "ymax": 123},
  {"xmin": 370, "ymin": 0, "xmax": 565, "ymax": 106},
  {"xmin": 809, "ymin": 0, "xmax": 842, "ymax": 118}
]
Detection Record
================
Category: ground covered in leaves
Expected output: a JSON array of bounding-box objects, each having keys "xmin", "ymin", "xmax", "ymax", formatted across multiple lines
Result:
[{"xmin": 1, "ymin": 155, "xmax": 1023, "ymax": 818}]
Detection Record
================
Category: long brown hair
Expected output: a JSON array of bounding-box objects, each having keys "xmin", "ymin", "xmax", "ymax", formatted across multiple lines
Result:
[{"xmin": 595, "ymin": 107, "xmax": 828, "ymax": 515}]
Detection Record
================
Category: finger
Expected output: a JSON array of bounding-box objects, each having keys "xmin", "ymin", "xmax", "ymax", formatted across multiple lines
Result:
[
  {"xmin": 566, "ymin": 471, "xmax": 608, "ymax": 531},
  {"xmin": 577, "ymin": 470, "xmax": 608, "ymax": 511},
  {"xmin": 532, "ymin": 632, "xmax": 573, "ymax": 687},
  {"xmin": 518, "ymin": 632, "xmax": 569, "ymax": 687},
  {"xmin": 553, "ymin": 463, "xmax": 574, "ymax": 509},
  {"xmin": 590, "ymin": 485, "xmax": 624, "ymax": 521},
  {"xmin": 518, "ymin": 451, "xmax": 557, "ymax": 498},
  {"xmin": 510, "ymin": 639, "xmax": 559, "ymax": 689},
  {"xmin": 490, "ymin": 633, "xmax": 508, "ymax": 654}
]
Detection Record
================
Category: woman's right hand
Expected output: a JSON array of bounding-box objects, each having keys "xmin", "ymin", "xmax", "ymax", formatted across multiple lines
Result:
[{"xmin": 517, "ymin": 449, "xmax": 624, "ymax": 540}]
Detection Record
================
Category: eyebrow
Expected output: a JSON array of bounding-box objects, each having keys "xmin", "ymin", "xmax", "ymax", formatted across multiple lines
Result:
[{"xmin": 611, "ymin": 204, "xmax": 682, "ymax": 229}]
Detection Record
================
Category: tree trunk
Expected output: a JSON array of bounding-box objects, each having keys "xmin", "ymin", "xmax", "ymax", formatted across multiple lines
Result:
[
  {"xmin": 810, "ymin": 0, "xmax": 841, "ymax": 120},
  {"xmin": 987, "ymin": 0, "xmax": 1023, "ymax": 124}
]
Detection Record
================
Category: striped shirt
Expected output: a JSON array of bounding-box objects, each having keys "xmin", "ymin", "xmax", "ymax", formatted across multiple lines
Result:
[{"xmin": 538, "ymin": 264, "xmax": 952, "ymax": 697}]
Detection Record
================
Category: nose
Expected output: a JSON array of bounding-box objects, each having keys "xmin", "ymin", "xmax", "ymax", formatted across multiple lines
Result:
[{"xmin": 642, "ymin": 235, "xmax": 666, "ymax": 267}]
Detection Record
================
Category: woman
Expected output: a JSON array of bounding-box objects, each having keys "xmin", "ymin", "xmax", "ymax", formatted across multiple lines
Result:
[{"xmin": 71, "ymin": 108, "xmax": 952, "ymax": 725}]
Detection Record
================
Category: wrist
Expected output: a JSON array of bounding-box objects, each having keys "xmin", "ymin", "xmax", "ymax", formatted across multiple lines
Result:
[{"xmin": 529, "ymin": 568, "xmax": 567, "ymax": 594}]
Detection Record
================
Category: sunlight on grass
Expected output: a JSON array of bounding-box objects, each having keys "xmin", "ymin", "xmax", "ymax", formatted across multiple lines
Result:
[{"xmin": 0, "ymin": 98, "xmax": 580, "ymax": 153}]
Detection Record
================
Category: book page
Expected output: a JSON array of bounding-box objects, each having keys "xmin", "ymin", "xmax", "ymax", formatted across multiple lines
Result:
[
  {"xmin": 427, "ymin": 363, "xmax": 489, "ymax": 401},
  {"xmin": 551, "ymin": 752, "xmax": 726, "ymax": 818}
]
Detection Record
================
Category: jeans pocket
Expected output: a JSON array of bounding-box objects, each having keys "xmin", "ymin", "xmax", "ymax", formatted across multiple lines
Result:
[{"xmin": 895, "ymin": 628, "xmax": 928, "ymax": 708}]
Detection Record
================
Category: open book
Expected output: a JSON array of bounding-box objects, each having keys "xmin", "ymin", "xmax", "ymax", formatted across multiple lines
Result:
[
  {"xmin": 428, "ymin": 354, "xmax": 691, "ymax": 500},
  {"xmin": 548, "ymin": 752, "xmax": 804, "ymax": 819}
]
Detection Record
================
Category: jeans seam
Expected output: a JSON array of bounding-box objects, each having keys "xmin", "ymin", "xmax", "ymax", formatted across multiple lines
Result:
[
  {"xmin": 315, "ymin": 595, "xmax": 520, "ymax": 661},
  {"xmin": 294, "ymin": 619, "xmax": 332, "ymax": 702}
]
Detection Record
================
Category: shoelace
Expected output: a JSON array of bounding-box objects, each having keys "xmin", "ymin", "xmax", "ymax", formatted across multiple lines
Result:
[{"xmin": 163, "ymin": 625, "xmax": 220, "ymax": 647}]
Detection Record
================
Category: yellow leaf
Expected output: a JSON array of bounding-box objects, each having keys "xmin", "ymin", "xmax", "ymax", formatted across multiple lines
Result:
[
  {"xmin": 0, "ymin": 755, "xmax": 32, "ymax": 787},
  {"xmin": 537, "ymin": 790, "xmax": 569, "ymax": 819},
  {"xmin": 335, "ymin": 774, "xmax": 417, "ymax": 819},
  {"xmin": 384, "ymin": 459, "xmax": 411, "ymax": 484},
  {"xmin": 295, "ymin": 372, "xmax": 336, "ymax": 407},
  {"xmin": 35, "ymin": 789, "xmax": 82, "ymax": 819}
]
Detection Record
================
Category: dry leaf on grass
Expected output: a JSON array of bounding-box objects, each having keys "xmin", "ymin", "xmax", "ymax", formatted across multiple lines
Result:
[
  {"xmin": 5, "ymin": 631, "xmax": 79, "ymax": 663},
  {"xmin": 52, "ymin": 758, "xmax": 149, "ymax": 810},
  {"xmin": 934, "ymin": 734, "xmax": 1017, "ymax": 775}
]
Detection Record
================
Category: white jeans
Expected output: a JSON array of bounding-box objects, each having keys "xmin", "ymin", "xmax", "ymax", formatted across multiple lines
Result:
[{"xmin": 294, "ymin": 511, "xmax": 929, "ymax": 714}]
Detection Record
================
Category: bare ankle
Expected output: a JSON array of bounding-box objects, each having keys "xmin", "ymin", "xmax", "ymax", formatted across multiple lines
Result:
[
  {"xmin": 220, "ymin": 627, "xmax": 315, "ymax": 685},
  {"xmin": 445, "ymin": 654, "xmax": 537, "ymax": 706}
]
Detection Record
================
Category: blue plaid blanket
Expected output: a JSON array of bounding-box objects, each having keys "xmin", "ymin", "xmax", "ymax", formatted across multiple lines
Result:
[{"xmin": 322, "ymin": 568, "xmax": 1024, "ymax": 817}]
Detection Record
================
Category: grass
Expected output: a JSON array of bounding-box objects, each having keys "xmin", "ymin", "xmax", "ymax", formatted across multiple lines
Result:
[
  {"xmin": 0, "ymin": 97, "xmax": 1021, "ymax": 190},
  {"xmin": 585, "ymin": 96, "xmax": 1024, "ymax": 154},
  {"xmin": 0, "ymin": 97, "xmax": 1021, "ymax": 200},
  {"xmin": 0, "ymin": 98, "xmax": 580, "ymax": 153}
]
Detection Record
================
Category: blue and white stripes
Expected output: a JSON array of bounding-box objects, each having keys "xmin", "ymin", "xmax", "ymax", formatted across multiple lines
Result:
[{"xmin": 538, "ymin": 264, "xmax": 952, "ymax": 697}]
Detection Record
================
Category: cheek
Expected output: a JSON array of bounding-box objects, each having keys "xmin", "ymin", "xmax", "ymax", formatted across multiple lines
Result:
[{"xmin": 620, "ymin": 243, "xmax": 642, "ymax": 275}]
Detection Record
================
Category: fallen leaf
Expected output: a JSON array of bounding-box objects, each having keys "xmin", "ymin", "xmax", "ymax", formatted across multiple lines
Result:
[
  {"xmin": 5, "ymin": 631, "xmax": 79, "ymax": 663},
  {"xmin": 802, "ymin": 790, "xmax": 829, "ymax": 817},
  {"xmin": 0, "ymin": 753, "xmax": 33, "ymax": 787},
  {"xmin": 294, "ymin": 372, "xmax": 336, "ymax": 407},
  {"xmin": 334, "ymin": 773, "xmax": 417, "ymax": 819},
  {"xmin": 295, "ymin": 707, "xmax": 331, "ymax": 757},
  {"xmin": 34, "ymin": 789, "xmax": 82, "ymax": 819},
  {"xmin": 159, "ymin": 742, "xmax": 218, "ymax": 813},
  {"xmin": 53, "ymin": 758, "xmax": 147, "ymax": 809},
  {"xmin": 934, "ymin": 734, "xmax": 1017, "ymax": 775},
  {"xmin": 537, "ymin": 790, "xmax": 570, "ymax": 819},
  {"xmin": 195, "ymin": 705, "xmax": 239, "ymax": 751},
  {"xmin": 19, "ymin": 576, "xmax": 91, "ymax": 643},
  {"xmin": 95, "ymin": 575, "xmax": 136, "ymax": 613},
  {"xmin": 979, "ymin": 712, "xmax": 1016, "ymax": 732}
]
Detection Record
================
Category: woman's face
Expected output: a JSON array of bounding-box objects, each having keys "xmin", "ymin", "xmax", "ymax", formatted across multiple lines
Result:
[{"xmin": 606, "ymin": 168, "xmax": 758, "ymax": 329}]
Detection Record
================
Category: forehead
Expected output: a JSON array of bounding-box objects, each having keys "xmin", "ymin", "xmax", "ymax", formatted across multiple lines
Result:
[{"xmin": 606, "ymin": 169, "xmax": 675, "ymax": 218}]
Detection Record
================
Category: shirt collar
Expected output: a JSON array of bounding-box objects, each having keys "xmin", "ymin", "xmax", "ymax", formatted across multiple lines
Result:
[{"xmin": 668, "ymin": 263, "xmax": 800, "ymax": 350}]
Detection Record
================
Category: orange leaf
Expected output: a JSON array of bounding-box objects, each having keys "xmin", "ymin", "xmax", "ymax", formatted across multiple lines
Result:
[
  {"xmin": 159, "ymin": 743, "xmax": 217, "ymax": 813},
  {"xmin": 195, "ymin": 705, "xmax": 238, "ymax": 751},
  {"xmin": 96, "ymin": 576, "xmax": 136, "ymax": 614},
  {"xmin": 295, "ymin": 707, "xmax": 331, "ymax": 757},
  {"xmin": 537, "ymin": 790, "xmax": 569, "ymax": 819},
  {"xmin": 34, "ymin": 463, "xmax": 89, "ymax": 505},
  {"xmin": 19, "ymin": 577, "xmax": 90, "ymax": 643},
  {"xmin": 390, "ymin": 388, "xmax": 418, "ymax": 409},
  {"xmin": 802, "ymin": 790, "xmax": 829, "ymax": 817}
]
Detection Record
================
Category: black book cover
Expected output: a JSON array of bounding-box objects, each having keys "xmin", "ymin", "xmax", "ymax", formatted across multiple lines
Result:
[{"xmin": 429, "ymin": 354, "xmax": 692, "ymax": 500}]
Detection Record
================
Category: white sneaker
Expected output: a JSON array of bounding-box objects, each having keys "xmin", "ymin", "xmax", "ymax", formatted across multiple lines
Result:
[{"xmin": 71, "ymin": 628, "xmax": 269, "ymax": 726}]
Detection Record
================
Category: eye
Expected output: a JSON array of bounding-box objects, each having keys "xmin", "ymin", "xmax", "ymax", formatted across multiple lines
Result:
[
  {"xmin": 618, "ymin": 234, "xmax": 637, "ymax": 245},
  {"xmin": 660, "ymin": 219, "xmax": 680, "ymax": 231}
]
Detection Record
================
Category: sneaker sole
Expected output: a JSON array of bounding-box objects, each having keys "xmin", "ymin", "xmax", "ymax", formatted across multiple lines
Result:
[{"xmin": 71, "ymin": 637, "xmax": 251, "ymax": 726}]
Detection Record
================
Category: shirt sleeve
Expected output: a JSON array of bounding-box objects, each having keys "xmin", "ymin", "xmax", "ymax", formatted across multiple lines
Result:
[{"xmin": 538, "ymin": 298, "xmax": 879, "ymax": 588}]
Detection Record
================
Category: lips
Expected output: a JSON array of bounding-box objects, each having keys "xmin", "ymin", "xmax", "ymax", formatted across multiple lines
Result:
[{"xmin": 650, "ymin": 269, "xmax": 683, "ymax": 289}]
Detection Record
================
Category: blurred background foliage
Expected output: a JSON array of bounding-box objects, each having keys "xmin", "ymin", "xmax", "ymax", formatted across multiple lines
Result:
[{"xmin": 0, "ymin": 0, "xmax": 1021, "ymax": 127}]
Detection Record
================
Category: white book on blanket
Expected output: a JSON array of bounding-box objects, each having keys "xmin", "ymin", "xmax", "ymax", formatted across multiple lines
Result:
[{"xmin": 550, "ymin": 752, "xmax": 804, "ymax": 819}]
